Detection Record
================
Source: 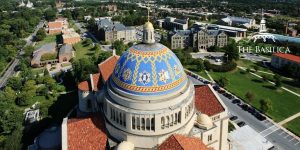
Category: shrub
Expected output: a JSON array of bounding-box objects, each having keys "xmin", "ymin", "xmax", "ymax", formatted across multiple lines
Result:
[{"xmin": 204, "ymin": 61, "xmax": 237, "ymax": 72}]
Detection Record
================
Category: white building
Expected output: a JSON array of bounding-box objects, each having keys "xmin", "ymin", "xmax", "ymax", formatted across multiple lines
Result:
[{"xmin": 61, "ymin": 19, "xmax": 230, "ymax": 150}]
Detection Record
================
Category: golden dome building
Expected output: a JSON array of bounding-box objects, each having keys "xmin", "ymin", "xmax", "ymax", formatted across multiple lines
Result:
[{"xmin": 62, "ymin": 20, "xmax": 229, "ymax": 150}]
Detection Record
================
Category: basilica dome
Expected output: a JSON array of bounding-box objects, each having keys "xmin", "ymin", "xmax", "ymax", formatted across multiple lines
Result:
[{"xmin": 110, "ymin": 43, "xmax": 187, "ymax": 96}]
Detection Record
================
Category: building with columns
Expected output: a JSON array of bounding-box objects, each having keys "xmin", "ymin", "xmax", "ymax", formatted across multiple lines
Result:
[{"xmin": 61, "ymin": 19, "xmax": 230, "ymax": 150}]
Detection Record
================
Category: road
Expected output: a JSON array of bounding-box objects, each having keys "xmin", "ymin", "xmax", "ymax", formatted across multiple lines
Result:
[
  {"xmin": 0, "ymin": 21, "xmax": 45, "ymax": 89},
  {"xmin": 189, "ymin": 75, "xmax": 300, "ymax": 150}
]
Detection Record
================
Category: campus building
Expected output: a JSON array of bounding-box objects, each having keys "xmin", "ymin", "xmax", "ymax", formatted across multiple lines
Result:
[
  {"xmin": 219, "ymin": 16, "xmax": 256, "ymax": 28},
  {"xmin": 47, "ymin": 18, "xmax": 68, "ymax": 34},
  {"xmin": 97, "ymin": 18, "xmax": 136, "ymax": 43},
  {"xmin": 60, "ymin": 19, "xmax": 230, "ymax": 150},
  {"xmin": 169, "ymin": 25, "xmax": 228, "ymax": 51},
  {"xmin": 31, "ymin": 43, "xmax": 74, "ymax": 67},
  {"xmin": 157, "ymin": 17, "xmax": 189, "ymax": 30},
  {"xmin": 62, "ymin": 28, "xmax": 81, "ymax": 45},
  {"xmin": 271, "ymin": 53, "xmax": 300, "ymax": 76}
]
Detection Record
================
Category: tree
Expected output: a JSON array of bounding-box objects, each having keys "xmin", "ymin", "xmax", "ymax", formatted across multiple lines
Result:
[
  {"xmin": 260, "ymin": 98, "xmax": 272, "ymax": 113},
  {"xmin": 245, "ymin": 91, "xmax": 255, "ymax": 103},
  {"xmin": 83, "ymin": 39, "xmax": 93, "ymax": 47},
  {"xmin": 273, "ymin": 74, "xmax": 282, "ymax": 88},
  {"xmin": 217, "ymin": 76, "xmax": 229, "ymax": 87},
  {"xmin": 253, "ymin": 65, "xmax": 259, "ymax": 72},
  {"xmin": 35, "ymin": 28, "xmax": 46, "ymax": 41},
  {"xmin": 246, "ymin": 68, "xmax": 251, "ymax": 73},
  {"xmin": 3, "ymin": 87, "xmax": 17, "ymax": 102},
  {"xmin": 7, "ymin": 77, "xmax": 22, "ymax": 91},
  {"xmin": 224, "ymin": 41, "xmax": 239, "ymax": 62},
  {"xmin": 192, "ymin": 59, "xmax": 204, "ymax": 71},
  {"xmin": 113, "ymin": 40, "xmax": 128, "ymax": 55},
  {"xmin": 44, "ymin": 9, "xmax": 57, "ymax": 21}
]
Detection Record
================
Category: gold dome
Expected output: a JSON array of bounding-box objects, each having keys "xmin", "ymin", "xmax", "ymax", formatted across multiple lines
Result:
[
  {"xmin": 144, "ymin": 21, "xmax": 154, "ymax": 30},
  {"xmin": 196, "ymin": 114, "xmax": 213, "ymax": 129}
]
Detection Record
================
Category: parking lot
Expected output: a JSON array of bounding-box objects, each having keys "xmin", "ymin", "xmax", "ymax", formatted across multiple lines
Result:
[{"xmin": 187, "ymin": 71, "xmax": 300, "ymax": 150}]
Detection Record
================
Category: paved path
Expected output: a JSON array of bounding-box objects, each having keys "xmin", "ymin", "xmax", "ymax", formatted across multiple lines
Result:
[
  {"xmin": 278, "ymin": 112, "xmax": 300, "ymax": 125},
  {"xmin": 188, "ymin": 72, "xmax": 300, "ymax": 150},
  {"xmin": 204, "ymin": 70, "xmax": 214, "ymax": 82},
  {"xmin": 237, "ymin": 66, "xmax": 300, "ymax": 97}
]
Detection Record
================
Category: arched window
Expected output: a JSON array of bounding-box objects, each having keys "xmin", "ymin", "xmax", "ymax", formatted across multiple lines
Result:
[
  {"xmin": 161, "ymin": 117, "xmax": 165, "ymax": 129},
  {"xmin": 132, "ymin": 116, "xmax": 136, "ymax": 129},
  {"xmin": 166, "ymin": 116, "xmax": 170, "ymax": 128},
  {"xmin": 146, "ymin": 118, "xmax": 150, "ymax": 130},
  {"xmin": 175, "ymin": 113, "xmax": 178, "ymax": 125},
  {"xmin": 116, "ymin": 111, "xmax": 119, "ymax": 123},
  {"xmin": 112, "ymin": 109, "xmax": 115, "ymax": 121},
  {"xmin": 123, "ymin": 113, "xmax": 126, "ymax": 127},
  {"xmin": 141, "ymin": 118, "xmax": 145, "ymax": 130},
  {"xmin": 119, "ymin": 112, "xmax": 122, "ymax": 125},
  {"xmin": 110, "ymin": 108, "xmax": 113, "ymax": 119},
  {"xmin": 178, "ymin": 111, "xmax": 181, "ymax": 123},
  {"xmin": 137, "ymin": 117, "xmax": 140, "ymax": 130},
  {"xmin": 170, "ymin": 114, "xmax": 174, "ymax": 126},
  {"xmin": 151, "ymin": 118, "xmax": 155, "ymax": 131}
]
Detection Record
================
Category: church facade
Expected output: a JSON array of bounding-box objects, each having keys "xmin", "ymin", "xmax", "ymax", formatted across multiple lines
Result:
[{"xmin": 61, "ymin": 19, "xmax": 230, "ymax": 150}]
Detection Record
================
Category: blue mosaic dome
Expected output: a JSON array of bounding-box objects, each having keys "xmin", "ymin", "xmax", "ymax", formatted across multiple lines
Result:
[{"xmin": 110, "ymin": 43, "xmax": 187, "ymax": 96}]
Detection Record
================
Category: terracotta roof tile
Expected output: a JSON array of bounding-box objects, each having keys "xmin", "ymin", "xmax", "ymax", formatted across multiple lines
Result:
[
  {"xmin": 98, "ymin": 55, "xmax": 119, "ymax": 82},
  {"xmin": 78, "ymin": 81, "xmax": 90, "ymax": 91},
  {"xmin": 158, "ymin": 134, "xmax": 212, "ymax": 150},
  {"xmin": 194, "ymin": 85, "xmax": 225, "ymax": 116},
  {"xmin": 48, "ymin": 22, "xmax": 63, "ymax": 28},
  {"xmin": 67, "ymin": 114, "xmax": 107, "ymax": 150},
  {"xmin": 78, "ymin": 73, "xmax": 101, "ymax": 92},
  {"xmin": 273, "ymin": 53, "xmax": 300, "ymax": 64}
]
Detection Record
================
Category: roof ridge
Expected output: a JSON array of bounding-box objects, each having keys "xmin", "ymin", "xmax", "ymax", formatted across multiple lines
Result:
[{"xmin": 173, "ymin": 135, "xmax": 185, "ymax": 150}]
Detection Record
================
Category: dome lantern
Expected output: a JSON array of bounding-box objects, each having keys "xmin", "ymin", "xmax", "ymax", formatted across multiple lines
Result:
[{"xmin": 143, "ymin": 4, "xmax": 155, "ymax": 44}]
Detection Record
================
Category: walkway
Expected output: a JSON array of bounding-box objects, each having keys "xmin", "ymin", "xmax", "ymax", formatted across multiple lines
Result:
[
  {"xmin": 278, "ymin": 112, "xmax": 300, "ymax": 126},
  {"xmin": 204, "ymin": 70, "xmax": 215, "ymax": 83},
  {"xmin": 237, "ymin": 66, "xmax": 300, "ymax": 98}
]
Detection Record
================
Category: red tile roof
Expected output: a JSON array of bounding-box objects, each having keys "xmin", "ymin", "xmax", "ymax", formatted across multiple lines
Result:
[
  {"xmin": 78, "ymin": 73, "xmax": 101, "ymax": 92},
  {"xmin": 78, "ymin": 81, "xmax": 90, "ymax": 91},
  {"xmin": 48, "ymin": 22, "xmax": 63, "ymax": 29},
  {"xmin": 194, "ymin": 85, "xmax": 225, "ymax": 116},
  {"xmin": 67, "ymin": 114, "xmax": 107, "ymax": 150},
  {"xmin": 273, "ymin": 53, "xmax": 300, "ymax": 64},
  {"xmin": 158, "ymin": 134, "xmax": 212, "ymax": 150},
  {"xmin": 98, "ymin": 55, "xmax": 119, "ymax": 82}
]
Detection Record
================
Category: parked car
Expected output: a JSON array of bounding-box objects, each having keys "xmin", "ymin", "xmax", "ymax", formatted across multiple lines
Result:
[
  {"xmin": 230, "ymin": 116, "xmax": 238, "ymax": 121},
  {"xmin": 241, "ymin": 104, "xmax": 250, "ymax": 111},
  {"xmin": 232, "ymin": 99, "xmax": 241, "ymax": 104},
  {"xmin": 223, "ymin": 93, "xmax": 234, "ymax": 99},
  {"xmin": 218, "ymin": 89, "xmax": 225, "ymax": 94},
  {"xmin": 213, "ymin": 85, "xmax": 220, "ymax": 91},
  {"xmin": 237, "ymin": 121, "xmax": 246, "ymax": 127},
  {"xmin": 255, "ymin": 113, "xmax": 267, "ymax": 121}
]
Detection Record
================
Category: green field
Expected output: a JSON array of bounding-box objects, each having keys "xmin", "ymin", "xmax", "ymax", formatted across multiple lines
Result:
[
  {"xmin": 237, "ymin": 59, "xmax": 300, "ymax": 94},
  {"xmin": 209, "ymin": 69, "xmax": 300, "ymax": 122},
  {"xmin": 73, "ymin": 41, "xmax": 95, "ymax": 60},
  {"xmin": 34, "ymin": 35, "xmax": 58, "ymax": 49},
  {"xmin": 284, "ymin": 117, "xmax": 300, "ymax": 137}
]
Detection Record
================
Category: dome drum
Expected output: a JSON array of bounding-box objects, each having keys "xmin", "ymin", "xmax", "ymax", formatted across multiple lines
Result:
[{"xmin": 103, "ymin": 84, "xmax": 195, "ymax": 136}]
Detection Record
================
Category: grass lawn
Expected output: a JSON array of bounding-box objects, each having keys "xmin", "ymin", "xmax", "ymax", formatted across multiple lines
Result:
[
  {"xmin": 34, "ymin": 35, "xmax": 58, "ymax": 49},
  {"xmin": 31, "ymin": 68, "xmax": 45, "ymax": 75},
  {"xmin": 237, "ymin": 59, "xmax": 271, "ymax": 73},
  {"xmin": 197, "ymin": 71, "xmax": 210, "ymax": 80},
  {"xmin": 73, "ymin": 41, "xmax": 95, "ymax": 60},
  {"xmin": 255, "ymin": 72, "xmax": 300, "ymax": 94},
  {"xmin": 209, "ymin": 69, "xmax": 300, "ymax": 122},
  {"xmin": 284, "ymin": 117, "xmax": 300, "ymax": 137}
]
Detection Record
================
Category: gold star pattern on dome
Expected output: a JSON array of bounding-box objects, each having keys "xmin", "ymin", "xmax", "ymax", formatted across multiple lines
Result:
[{"xmin": 158, "ymin": 69, "xmax": 170, "ymax": 83}]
